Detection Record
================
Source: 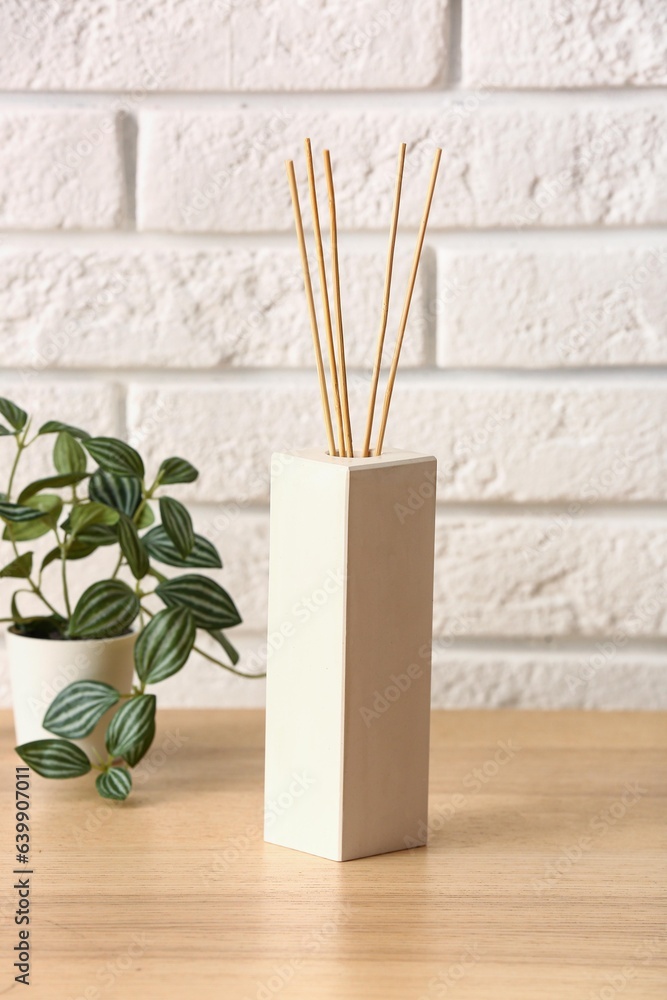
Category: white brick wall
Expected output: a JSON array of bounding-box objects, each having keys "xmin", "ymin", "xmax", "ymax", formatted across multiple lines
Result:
[{"xmin": 0, "ymin": 0, "xmax": 665, "ymax": 710}]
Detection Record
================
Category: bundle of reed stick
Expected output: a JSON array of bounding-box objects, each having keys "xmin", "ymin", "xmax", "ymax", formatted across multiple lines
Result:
[{"xmin": 286, "ymin": 138, "xmax": 442, "ymax": 458}]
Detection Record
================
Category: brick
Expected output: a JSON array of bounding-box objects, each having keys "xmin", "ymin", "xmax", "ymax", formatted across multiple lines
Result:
[
  {"xmin": 438, "ymin": 246, "xmax": 667, "ymax": 367},
  {"xmin": 0, "ymin": 1, "xmax": 230, "ymax": 91},
  {"xmin": 0, "ymin": 248, "xmax": 429, "ymax": 371},
  {"xmin": 0, "ymin": 112, "xmax": 125, "ymax": 230},
  {"xmin": 126, "ymin": 383, "xmax": 667, "ymax": 503},
  {"xmin": 462, "ymin": 0, "xmax": 667, "ymax": 88},
  {"xmin": 430, "ymin": 651, "xmax": 667, "ymax": 710},
  {"xmin": 0, "ymin": 0, "xmax": 446, "ymax": 91},
  {"xmin": 205, "ymin": 512, "xmax": 666, "ymax": 644},
  {"xmin": 230, "ymin": 0, "xmax": 448, "ymax": 90},
  {"xmin": 433, "ymin": 516, "xmax": 667, "ymax": 638},
  {"xmin": 137, "ymin": 107, "xmax": 667, "ymax": 232}
]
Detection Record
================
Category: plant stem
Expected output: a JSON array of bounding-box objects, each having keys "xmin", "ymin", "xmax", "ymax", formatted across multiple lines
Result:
[
  {"xmin": 111, "ymin": 551, "xmax": 124, "ymax": 579},
  {"xmin": 190, "ymin": 640, "xmax": 265, "ymax": 678},
  {"xmin": 132, "ymin": 471, "xmax": 162, "ymax": 527},
  {"xmin": 6, "ymin": 420, "xmax": 30, "ymax": 501},
  {"xmin": 55, "ymin": 529, "xmax": 72, "ymax": 618},
  {"xmin": 9, "ymin": 537, "xmax": 61, "ymax": 617}
]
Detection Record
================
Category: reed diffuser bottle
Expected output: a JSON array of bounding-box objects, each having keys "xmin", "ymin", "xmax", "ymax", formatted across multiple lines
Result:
[{"xmin": 264, "ymin": 140, "xmax": 441, "ymax": 861}]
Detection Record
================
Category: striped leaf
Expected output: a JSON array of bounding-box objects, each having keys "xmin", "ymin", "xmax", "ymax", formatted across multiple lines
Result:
[
  {"xmin": 69, "ymin": 502, "xmax": 119, "ymax": 536},
  {"xmin": 67, "ymin": 580, "xmax": 140, "ymax": 639},
  {"xmin": 142, "ymin": 526, "xmax": 221, "ymax": 569},
  {"xmin": 75, "ymin": 523, "xmax": 118, "ymax": 547},
  {"xmin": 117, "ymin": 514, "xmax": 149, "ymax": 579},
  {"xmin": 89, "ymin": 468, "xmax": 141, "ymax": 516},
  {"xmin": 123, "ymin": 721, "xmax": 155, "ymax": 767},
  {"xmin": 106, "ymin": 694, "xmax": 156, "ymax": 759},
  {"xmin": 15, "ymin": 739, "xmax": 91, "ymax": 778},
  {"xmin": 43, "ymin": 680, "xmax": 121, "ymax": 739},
  {"xmin": 208, "ymin": 629, "xmax": 240, "ymax": 666},
  {"xmin": 84, "ymin": 437, "xmax": 144, "ymax": 479},
  {"xmin": 134, "ymin": 607, "xmax": 196, "ymax": 684},
  {"xmin": 159, "ymin": 497, "xmax": 194, "ymax": 558},
  {"xmin": 0, "ymin": 500, "xmax": 47, "ymax": 522},
  {"xmin": 54, "ymin": 431, "xmax": 87, "ymax": 475},
  {"xmin": 0, "ymin": 397, "xmax": 27, "ymax": 431},
  {"xmin": 0, "ymin": 552, "xmax": 33, "ymax": 579},
  {"xmin": 96, "ymin": 766, "xmax": 132, "ymax": 800},
  {"xmin": 3, "ymin": 495, "xmax": 63, "ymax": 542},
  {"xmin": 38, "ymin": 420, "xmax": 90, "ymax": 439},
  {"xmin": 158, "ymin": 456, "xmax": 199, "ymax": 485},
  {"xmin": 156, "ymin": 574, "xmax": 242, "ymax": 630},
  {"xmin": 18, "ymin": 472, "xmax": 88, "ymax": 502}
]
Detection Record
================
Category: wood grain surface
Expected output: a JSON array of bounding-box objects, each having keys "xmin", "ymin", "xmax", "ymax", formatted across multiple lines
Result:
[{"xmin": 1, "ymin": 709, "xmax": 665, "ymax": 1000}]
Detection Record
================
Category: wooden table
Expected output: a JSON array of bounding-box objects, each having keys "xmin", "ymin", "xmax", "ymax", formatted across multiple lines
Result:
[{"xmin": 1, "ymin": 710, "xmax": 665, "ymax": 1000}]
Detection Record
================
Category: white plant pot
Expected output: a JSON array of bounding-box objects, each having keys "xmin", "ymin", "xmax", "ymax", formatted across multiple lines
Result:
[
  {"xmin": 264, "ymin": 448, "xmax": 437, "ymax": 861},
  {"xmin": 7, "ymin": 629, "xmax": 137, "ymax": 763}
]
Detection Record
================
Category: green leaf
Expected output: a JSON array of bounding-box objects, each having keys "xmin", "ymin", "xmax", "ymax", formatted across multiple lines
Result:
[
  {"xmin": 89, "ymin": 468, "xmax": 141, "ymax": 516},
  {"xmin": 0, "ymin": 425, "xmax": 14, "ymax": 436},
  {"xmin": 67, "ymin": 580, "xmax": 140, "ymax": 639},
  {"xmin": 38, "ymin": 420, "xmax": 90, "ymax": 439},
  {"xmin": 136, "ymin": 503, "xmax": 154, "ymax": 529},
  {"xmin": 158, "ymin": 457, "xmax": 199, "ymax": 485},
  {"xmin": 0, "ymin": 552, "xmax": 33, "ymax": 579},
  {"xmin": 43, "ymin": 680, "xmax": 121, "ymax": 739},
  {"xmin": 15, "ymin": 739, "xmax": 91, "ymax": 778},
  {"xmin": 84, "ymin": 437, "xmax": 144, "ymax": 479},
  {"xmin": 142, "ymin": 526, "xmax": 221, "ymax": 569},
  {"xmin": 208, "ymin": 629, "xmax": 240, "ymax": 666},
  {"xmin": 3, "ymin": 495, "xmax": 63, "ymax": 542},
  {"xmin": 106, "ymin": 694, "xmax": 156, "ymax": 759},
  {"xmin": 117, "ymin": 514, "xmax": 149, "ymax": 579},
  {"xmin": 134, "ymin": 607, "xmax": 196, "ymax": 684},
  {"xmin": 18, "ymin": 472, "xmax": 88, "ymax": 503},
  {"xmin": 159, "ymin": 497, "xmax": 194, "ymax": 558},
  {"xmin": 0, "ymin": 398, "xmax": 27, "ymax": 431},
  {"xmin": 123, "ymin": 722, "xmax": 155, "ymax": 767},
  {"xmin": 96, "ymin": 767, "xmax": 132, "ymax": 800},
  {"xmin": 54, "ymin": 431, "xmax": 87, "ymax": 475},
  {"xmin": 69, "ymin": 501, "xmax": 119, "ymax": 536},
  {"xmin": 0, "ymin": 500, "xmax": 47, "ymax": 522},
  {"xmin": 41, "ymin": 543, "xmax": 96, "ymax": 571},
  {"xmin": 156, "ymin": 574, "xmax": 242, "ymax": 630}
]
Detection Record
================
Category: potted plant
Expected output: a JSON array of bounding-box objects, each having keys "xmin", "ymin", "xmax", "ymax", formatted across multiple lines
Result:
[{"xmin": 0, "ymin": 396, "xmax": 255, "ymax": 801}]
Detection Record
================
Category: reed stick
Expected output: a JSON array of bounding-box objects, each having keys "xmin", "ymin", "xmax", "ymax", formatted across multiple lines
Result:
[
  {"xmin": 323, "ymin": 149, "xmax": 353, "ymax": 458},
  {"xmin": 362, "ymin": 142, "xmax": 406, "ymax": 457},
  {"xmin": 285, "ymin": 159, "xmax": 337, "ymax": 458},
  {"xmin": 304, "ymin": 138, "xmax": 346, "ymax": 456},
  {"xmin": 375, "ymin": 148, "xmax": 442, "ymax": 456}
]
